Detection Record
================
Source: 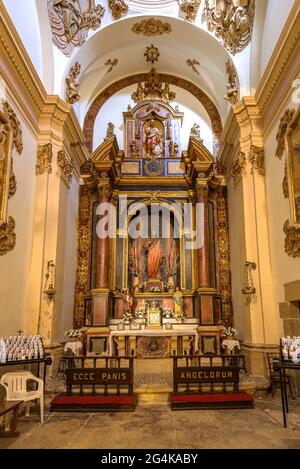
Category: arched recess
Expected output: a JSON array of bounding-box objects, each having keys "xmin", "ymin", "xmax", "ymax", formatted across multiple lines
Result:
[{"xmin": 83, "ymin": 73, "xmax": 223, "ymax": 154}]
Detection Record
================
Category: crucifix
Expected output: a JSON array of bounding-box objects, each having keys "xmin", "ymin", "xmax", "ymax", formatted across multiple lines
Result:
[{"xmin": 17, "ymin": 329, "xmax": 24, "ymax": 336}]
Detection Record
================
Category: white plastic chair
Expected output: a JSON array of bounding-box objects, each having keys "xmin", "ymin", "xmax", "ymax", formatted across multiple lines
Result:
[{"xmin": 0, "ymin": 371, "xmax": 44, "ymax": 422}]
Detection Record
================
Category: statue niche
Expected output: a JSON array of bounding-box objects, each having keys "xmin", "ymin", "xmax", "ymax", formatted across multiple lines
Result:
[{"xmin": 128, "ymin": 207, "xmax": 179, "ymax": 292}]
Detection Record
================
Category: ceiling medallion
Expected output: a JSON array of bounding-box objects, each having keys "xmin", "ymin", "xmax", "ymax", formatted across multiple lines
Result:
[
  {"xmin": 47, "ymin": 0, "xmax": 105, "ymax": 57},
  {"xmin": 131, "ymin": 68, "xmax": 176, "ymax": 104},
  {"xmin": 132, "ymin": 18, "xmax": 172, "ymax": 36},
  {"xmin": 202, "ymin": 0, "xmax": 255, "ymax": 55},
  {"xmin": 144, "ymin": 45, "xmax": 160, "ymax": 64}
]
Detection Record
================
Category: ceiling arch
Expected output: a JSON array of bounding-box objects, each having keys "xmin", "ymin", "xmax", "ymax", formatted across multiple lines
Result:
[{"xmin": 83, "ymin": 72, "xmax": 222, "ymax": 154}]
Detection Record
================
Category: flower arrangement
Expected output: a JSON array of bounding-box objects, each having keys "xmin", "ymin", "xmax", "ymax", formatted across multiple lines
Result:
[
  {"xmin": 151, "ymin": 286, "xmax": 161, "ymax": 293},
  {"xmin": 123, "ymin": 310, "xmax": 133, "ymax": 323},
  {"xmin": 222, "ymin": 327, "xmax": 238, "ymax": 338},
  {"xmin": 175, "ymin": 311, "xmax": 185, "ymax": 322},
  {"xmin": 64, "ymin": 329, "xmax": 81, "ymax": 339},
  {"xmin": 163, "ymin": 308, "xmax": 174, "ymax": 319}
]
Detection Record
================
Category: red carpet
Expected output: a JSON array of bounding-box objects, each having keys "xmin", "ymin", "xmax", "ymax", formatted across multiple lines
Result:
[
  {"xmin": 170, "ymin": 392, "xmax": 254, "ymax": 410},
  {"xmin": 50, "ymin": 394, "xmax": 137, "ymax": 412}
]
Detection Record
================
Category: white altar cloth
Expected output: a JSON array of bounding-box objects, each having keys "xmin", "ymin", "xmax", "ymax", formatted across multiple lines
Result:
[{"xmin": 108, "ymin": 329, "xmax": 199, "ymax": 355}]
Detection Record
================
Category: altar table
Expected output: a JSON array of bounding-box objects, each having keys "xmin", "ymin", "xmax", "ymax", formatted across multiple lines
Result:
[{"xmin": 108, "ymin": 329, "xmax": 199, "ymax": 357}]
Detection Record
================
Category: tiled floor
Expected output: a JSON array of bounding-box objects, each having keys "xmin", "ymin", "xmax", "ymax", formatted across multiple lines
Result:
[{"xmin": 1, "ymin": 393, "xmax": 300, "ymax": 449}]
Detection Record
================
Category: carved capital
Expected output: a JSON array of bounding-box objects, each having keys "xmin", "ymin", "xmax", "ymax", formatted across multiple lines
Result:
[
  {"xmin": 36, "ymin": 143, "xmax": 53, "ymax": 176},
  {"xmin": 132, "ymin": 19, "xmax": 172, "ymax": 36},
  {"xmin": 0, "ymin": 216, "xmax": 16, "ymax": 255},
  {"xmin": 284, "ymin": 220, "xmax": 300, "ymax": 258},
  {"xmin": 250, "ymin": 145, "xmax": 265, "ymax": 176},
  {"xmin": 57, "ymin": 150, "xmax": 73, "ymax": 186},
  {"xmin": 275, "ymin": 108, "xmax": 296, "ymax": 159},
  {"xmin": 231, "ymin": 152, "xmax": 246, "ymax": 187},
  {"xmin": 108, "ymin": 0, "xmax": 128, "ymax": 20}
]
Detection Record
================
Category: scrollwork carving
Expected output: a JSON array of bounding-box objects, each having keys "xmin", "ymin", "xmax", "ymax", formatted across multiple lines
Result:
[
  {"xmin": 66, "ymin": 61, "xmax": 81, "ymax": 104},
  {"xmin": 8, "ymin": 165, "xmax": 16, "ymax": 199},
  {"xmin": 283, "ymin": 220, "xmax": 300, "ymax": 258},
  {"xmin": 36, "ymin": 144, "xmax": 53, "ymax": 176},
  {"xmin": 231, "ymin": 152, "xmax": 246, "ymax": 187},
  {"xmin": 275, "ymin": 109, "xmax": 295, "ymax": 159},
  {"xmin": 203, "ymin": 0, "xmax": 255, "ymax": 55},
  {"xmin": 2, "ymin": 102, "xmax": 23, "ymax": 155},
  {"xmin": 224, "ymin": 60, "xmax": 238, "ymax": 105},
  {"xmin": 178, "ymin": 0, "xmax": 201, "ymax": 22},
  {"xmin": 57, "ymin": 150, "xmax": 73, "ymax": 185},
  {"xmin": 74, "ymin": 186, "xmax": 92, "ymax": 328},
  {"xmin": 0, "ymin": 216, "xmax": 16, "ymax": 256},
  {"xmin": 216, "ymin": 190, "xmax": 233, "ymax": 326},
  {"xmin": 283, "ymin": 162, "xmax": 289, "ymax": 198},
  {"xmin": 108, "ymin": 0, "xmax": 128, "ymax": 20},
  {"xmin": 47, "ymin": 0, "xmax": 105, "ymax": 57},
  {"xmin": 132, "ymin": 18, "xmax": 172, "ymax": 36}
]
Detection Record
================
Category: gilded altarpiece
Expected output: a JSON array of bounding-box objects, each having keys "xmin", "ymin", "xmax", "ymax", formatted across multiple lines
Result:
[{"xmin": 74, "ymin": 98, "xmax": 233, "ymax": 349}]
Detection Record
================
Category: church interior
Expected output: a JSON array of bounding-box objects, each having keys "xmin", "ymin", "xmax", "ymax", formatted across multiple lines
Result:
[{"xmin": 0, "ymin": 0, "xmax": 300, "ymax": 451}]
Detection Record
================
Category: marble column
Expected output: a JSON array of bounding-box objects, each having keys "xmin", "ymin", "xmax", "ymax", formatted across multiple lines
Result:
[
  {"xmin": 96, "ymin": 181, "xmax": 111, "ymax": 289},
  {"xmin": 196, "ymin": 182, "xmax": 211, "ymax": 288}
]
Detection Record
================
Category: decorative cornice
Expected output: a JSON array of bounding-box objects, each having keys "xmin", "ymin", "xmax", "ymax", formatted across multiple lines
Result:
[
  {"xmin": 255, "ymin": 1, "xmax": 300, "ymax": 135},
  {"xmin": 57, "ymin": 150, "xmax": 73, "ymax": 186},
  {"xmin": 283, "ymin": 220, "xmax": 300, "ymax": 258},
  {"xmin": 36, "ymin": 143, "xmax": 53, "ymax": 176},
  {"xmin": 132, "ymin": 18, "xmax": 172, "ymax": 36}
]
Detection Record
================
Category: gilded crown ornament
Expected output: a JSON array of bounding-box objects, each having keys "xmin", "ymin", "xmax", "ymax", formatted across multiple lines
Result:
[{"xmin": 131, "ymin": 68, "xmax": 176, "ymax": 104}]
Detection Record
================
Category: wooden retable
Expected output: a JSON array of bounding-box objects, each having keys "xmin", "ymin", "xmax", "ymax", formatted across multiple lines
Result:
[{"xmin": 0, "ymin": 401, "xmax": 23, "ymax": 437}]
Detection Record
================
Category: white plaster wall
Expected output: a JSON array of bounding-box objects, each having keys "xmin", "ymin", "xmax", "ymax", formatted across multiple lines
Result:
[
  {"xmin": 3, "ymin": 0, "xmax": 43, "ymax": 80},
  {"xmin": 54, "ymin": 177, "xmax": 79, "ymax": 343},
  {"xmin": 0, "ymin": 114, "xmax": 37, "ymax": 336},
  {"xmin": 93, "ymin": 85, "xmax": 214, "ymax": 153},
  {"xmin": 264, "ymin": 101, "xmax": 300, "ymax": 308},
  {"xmin": 260, "ymin": 0, "xmax": 295, "ymax": 76},
  {"xmin": 227, "ymin": 179, "xmax": 249, "ymax": 342}
]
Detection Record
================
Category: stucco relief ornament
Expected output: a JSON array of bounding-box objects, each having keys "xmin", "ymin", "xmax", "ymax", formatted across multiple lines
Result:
[
  {"xmin": 66, "ymin": 62, "xmax": 81, "ymax": 104},
  {"xmin": 144, "ymin": 45, "xmax": 160, "ymax": 64},
  {"xmin": 178, "ymin": 0, "xmax": 201, "ymax": 22},
  {"xmin": 8, "ymin": 165, "xmax": 17, "ymax": 199},
  {"xmin": 284, "ymin": 220, "xmax": 300, "ymax": 258},
  {"xmin": 47, "ymin": 0, "xmax": 105, "ymax": 57},
  {"xmin": 203, "ymin": 0, "xmax": 255, "ymax": 55},
  {"xmin": 275, "ymin": 109, "xmax": 296, "ymax": 159},
  {"xmin": 132, "ymin": 18, "xmax": 172, "ymax": 36},
  {"xmin": 108, "ymin": 0, "xmax": 128, "ymax": 20},
  {"xmin": 2, "ymin": 102, "xmax": 23, "ymax": 155},
  {"xmin": 57, "ymin": 150, "xmax": 73, "ymax": 185},
  {"xmin": 224, "ymin": 60, "xmax": 238, "ymax": 104},
  {"xmin": 0, "ymin": 216, "xmax": 16, "ymax": 256},
  {"xmin": 190, "ymin": 123, "xmax": 203, "ymax": 142},
  {"xmin": 36, "ymin": 143, "xmax": 53, "ymax": 176}
]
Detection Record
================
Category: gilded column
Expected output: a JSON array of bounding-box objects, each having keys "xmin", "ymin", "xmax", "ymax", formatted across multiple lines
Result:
[
  {"xmin": 196, "ymin": 181, "xmax": 211, "ymax": 288},
  {"xmin": 96, "ymin": 180, "xmax": 112, "ymax": 288},
  {"xmin": 216, "ymin": 187, "xmax": 233, "ymax": 326}
]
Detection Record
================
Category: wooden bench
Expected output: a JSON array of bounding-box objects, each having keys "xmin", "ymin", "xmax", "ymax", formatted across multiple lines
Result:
[
  {"xmin": 0, "ymin": 401, "xmax": 23, "ymax": 437},
  {"xmin": 50, "ymin": 356, "xmax": 137, "ymax": 412},
  {"xmin": 170, "ymin": 355, "xmax": 253, "ymax": 410}
]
